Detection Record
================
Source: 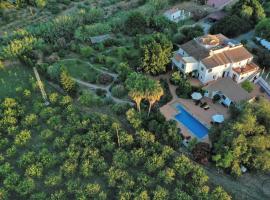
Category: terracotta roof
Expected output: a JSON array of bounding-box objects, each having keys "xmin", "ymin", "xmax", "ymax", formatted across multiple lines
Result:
[
  {"xmin": 224, "ymin": 46, "xmax": 253, "ymax": 63},
  {"xmin": 202, "ymin": 46, "xmax": 253, "ymax": 69},
  {"xmin": 204, "ymin": 78, "xmax": 253, "ymax": 102},
  {"xmin": 174, "ymin": 53, "xmax": 186, "ymax": 63},
  {"xmin": 202, "ymin": 52, "xmax": 231, "ymax": 68},
  {"xmin": 180, "ymin": 34, "xmax": 254, "ymax": 69},
  {"xmin": 180, "ymin": 40, "xmax": 209, "ymax": 61},
  {"xmin": 233, "ymin": 62, "xmax": 260, "ymax": 75}
]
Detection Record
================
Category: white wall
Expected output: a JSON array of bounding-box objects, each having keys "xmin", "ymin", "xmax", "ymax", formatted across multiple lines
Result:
[
  {"xmin": 178, "ymin": 48, "xmax": 188, "ymax": 57},
  {"xmin": 198, "ymin": 62, "xmax": 231, "ymax": 84},
  {"xmin": 165, "ymin": 11, "xmax": 181, "ymax": 21},
  {"xmin": 231, "ymin": 58, "xmax": 250, "ymax": 68},
  {"xmin": 185, "ymin": 62, "xmax": 199, "ymax": 73},
  {"xmin": 172, "ymin": 58, "xmax": 199, "ymax": 74},
  {"xmin": 206, "ymin": 90, "xmax": 232, "ymax": 106},
  {"xmin": 171, "ymin": 11, "xmax": 181, "ymax": 20}
]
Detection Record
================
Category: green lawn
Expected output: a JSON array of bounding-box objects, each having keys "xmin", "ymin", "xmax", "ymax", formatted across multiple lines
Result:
[
  {"xmin": 0, "ymin": 65, "xmax": 34, "ymax": 98},
  {"xmin": 55, "ymin": 59, "xmax": 101, "ymax": 83}
]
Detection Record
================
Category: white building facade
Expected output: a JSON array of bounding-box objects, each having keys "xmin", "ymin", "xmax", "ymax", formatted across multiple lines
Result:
[
  {"xmin": 172, "ymin": 34, "xmax": 260, "ymax": 85},
  {"xmin": 164, "ymin": 8, "xmax": 191, "ymax": 22}
]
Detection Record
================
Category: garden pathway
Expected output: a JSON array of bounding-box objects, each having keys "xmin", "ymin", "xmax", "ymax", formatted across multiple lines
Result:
[
  {"xmin": 61, "ymin": 58, "xmax": 118, "ymax": 78},
  {"xmin": 64, "ymin": 58, "xmax": 133, "ymax": 105},
  {"xmin": 74, "ymin": 78, "xmax": 133, "ymax": 105}
]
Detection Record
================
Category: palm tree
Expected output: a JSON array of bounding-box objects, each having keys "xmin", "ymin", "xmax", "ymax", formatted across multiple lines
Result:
[
  {"xmin": 112, "ymin": 122, "xmax": 121, "ymax": 147},
  {"xmin": 146, "ymin": 81, "xmax": 164, "ymax": 116},
  {"xmin": 129, "ymin": 90, "xmax": 143, "ymax": 113}
]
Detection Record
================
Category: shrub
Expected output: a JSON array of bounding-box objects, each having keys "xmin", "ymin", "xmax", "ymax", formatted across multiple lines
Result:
[
  {"xmin": 15, "ymin": 130, "xmax": 31, "ymax": 146},
  {"xmin": 212, "ymin": 94, "xmax": 221, "ymax": 103},
  {"xmin": 78, "ymin": 90, "xmax": 103, "ymax": 107},
  {"xmin": 111, "ymin": 85, "xmax": 127, "ymax": 98},
  {"xmin": 170, "ymin": 71, "xmax": 181, "ymax": 85},
  {"xmin": 158, "ymin": 79, "xmax": 172, "ymax": 106},
  {"xmin": 97, "ymin": 74, "xmax": 113, "ymax": 85},
  {"xmin": 95, "ymin": 88, "xmax": 107, "ymax": 97},
  {"xmin": 210, "ymin": 15, "xmax": 252, "ymax": 37},
  {"xmin": 0, "ymin": 60, "xmax": 4, "ymax": 69},
  {"xmin": 125, "ymin": 11, "xmax": 148, "ymax": 35},
  {"xmin": 80, "ymin": 45, "xmax": 94, "ymax": 58},
  {"xmin": 174, "ymin": 25, "xmax": 204, "ymax": 44},
  {"xmin": 175, "ymin": 78, "xmax": 192, "ymax": 99},
  {"xmin": 192, "ymin": 142, "xmax": 211, "ymax": 164},
  {"xmin": 111, "ymin": 103, "xmax": 131, "ymax": 115},
  {"xmin": 241, "ymin": 80, "xmax": 254, "ymax": 93},
  {"xmin": 47, "ymin": 65, "xmax": 62, "ymax": 80}
]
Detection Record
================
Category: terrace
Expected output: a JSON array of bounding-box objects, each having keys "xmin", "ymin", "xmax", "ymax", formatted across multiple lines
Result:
[
  {"xmin": 159, "ymin": 77, "xmax": 229, "ymax": 143},
  {"xmin": 232, "ymin": 62, "xmax": 260, "ymax": 75}
]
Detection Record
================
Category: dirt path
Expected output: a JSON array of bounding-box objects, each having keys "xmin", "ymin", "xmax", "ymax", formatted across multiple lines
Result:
[
  {"xmin": 65, "ymin": 59, "xmax": 133, "ymax": 105},
  {"xmin": 74, "ymin": 78, "xmax": 133, "ymax": 105},
  {"xmin": 61, "ymin": 58, "xmax": 118, "ymax": 78},
  {"xmin": 204, "ymin": 165, "xmax": 270, "ymax": 200}
]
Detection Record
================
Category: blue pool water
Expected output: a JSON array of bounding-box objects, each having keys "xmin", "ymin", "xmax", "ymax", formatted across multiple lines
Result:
[{"xmin": 175, "ymin": 104, "xmax": 209, "ymax": 139}]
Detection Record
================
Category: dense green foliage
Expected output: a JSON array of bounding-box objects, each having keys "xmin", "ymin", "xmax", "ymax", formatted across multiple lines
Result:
[
  {"xmin": 139, "ymin": 33, "xmax": 173, "ymax": 75},
  {"xmin": 0, "ymin": 92, "xmax": 231, "ymax": 199},
  {"xmin": 210, "ymin": 0, "xmax": 265, "ymax": 37},
  {"xmin": 210, "ymin": 98, "xmax": 270, "ymax": 176},
  {"xmin": 210, "ymin": 15, "xmax": 252, "ymax": 37},
  {"xmin": 252, "ymin": 47, "xmax": 270, "ymax": 70},
  {"xmin": 0, "ymin": 0, "xmax": 240, "ymax": 198},
  {"xmin": 125, "ymin": 72, "xmax": 164, "ymax": 114},
  {"xmin": 125, "ymin": 11, "xmax": 148, "ymax": 36},
  {"xmin": 171, "ymin": 72, "xmax": 193, "ymax": 99},
  {"xmin": 241, "ymin": 80, "xmax": 254, "ymax": 93},
  {"xmin": 173, "ymin": 25, "xmax": 204, "ymax": 44},
  {"xmin": 255, "ymin": 18, "xmax": 270, "ymax": 41}
]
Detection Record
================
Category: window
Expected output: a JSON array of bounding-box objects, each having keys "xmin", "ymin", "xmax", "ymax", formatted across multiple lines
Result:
[
  {"xmin": 213, "ymin": 75, "xmax": 216, "ymax": 79},
  {"xmin": 201, "ymin": 67, "xmax": 204, "ymax": 71},
  {"xmin": 208, "ymin": 69, "xmax": 212, "ymax": 73},
  {"xmin": 181, "ymin": 63, "xmax": 185, "ymax": 69}
]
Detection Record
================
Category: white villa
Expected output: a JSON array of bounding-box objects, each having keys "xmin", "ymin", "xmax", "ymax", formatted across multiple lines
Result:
[
  {"xmin": 164, "ymin": 8, "xmax": 191, "ymax": 22},
  {"xmin": 172, "ymin": 34, "xmax": 260, "ymax": 85}
]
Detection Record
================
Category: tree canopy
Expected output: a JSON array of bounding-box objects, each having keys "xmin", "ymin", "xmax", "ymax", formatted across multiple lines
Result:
[
  {"xmin": 0, "ymin": 92, "xmax": 231, "ymax": 199},
  {"xmin": 210, "ymin": 98, "xmax": 270, "ymax": 176},
  {"xmin": 210, "ymin": 0, "xmax": 265, "ymax": 37},
  {"xmin": 255, "ymin": 18, "xmax": 270, "ymax": 41},
  {"xmin": 125, "ymin": 72, "xmax": 164, "ymax": 114},
  {"xmin": 139, "ymin": 33, "xmax": 173, "ymax": 75}
]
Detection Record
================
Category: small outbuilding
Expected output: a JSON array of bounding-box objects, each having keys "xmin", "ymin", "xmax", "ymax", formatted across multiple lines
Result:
[
  {"xmin": 90, "ymin": 34, "xmax": 112, "ymax": 44},
  {"xmin": 164, "ymin": 8, "xmax": 191, "ymax": 22},
  {"xmin": 204, "ymin": 78, "xmax": 254, "ymax": 107}
]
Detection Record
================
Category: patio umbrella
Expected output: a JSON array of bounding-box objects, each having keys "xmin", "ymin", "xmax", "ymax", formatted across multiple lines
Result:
[
  {"xmin": 191, "ymin": 92, "xmax": 202, "ymax": 100},
  {"xmin": 212, "ymin": 114, "xmax": 224, "ymax": 123}
]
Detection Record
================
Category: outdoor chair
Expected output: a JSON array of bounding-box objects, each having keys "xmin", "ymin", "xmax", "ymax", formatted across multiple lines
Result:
[
  {"xmin": 204, "ymin": 105, "xmax": 210, "ymax": 110},
  {"xmin": 195, "ymin": 100, "xmax": 201, "ymax": 105},
  {"xmin": 200, "ymin": 102, "xmax": 207, "ymax": 108}
]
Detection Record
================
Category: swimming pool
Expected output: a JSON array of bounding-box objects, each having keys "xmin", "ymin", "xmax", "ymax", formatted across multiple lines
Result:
[{"xmin": 175, "ymin": 104, "xmax": 209, "ymax": 139}]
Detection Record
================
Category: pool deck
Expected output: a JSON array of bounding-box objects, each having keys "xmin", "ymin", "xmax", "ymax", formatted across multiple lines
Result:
[{"xmin": 158, "ymin": 75, "xmax": 229, "ymax": 143}]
